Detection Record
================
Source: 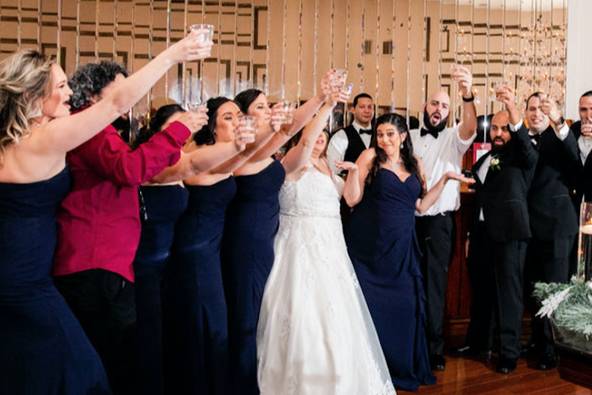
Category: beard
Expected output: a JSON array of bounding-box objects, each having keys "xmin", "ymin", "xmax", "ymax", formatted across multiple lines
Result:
[
  {"xmin": 491, "ymin": 136, "xmax": 507, "ymax": 150},
  {"xmin": 423, "ymin": 109, "xmax": 448, "ymax": 134}
]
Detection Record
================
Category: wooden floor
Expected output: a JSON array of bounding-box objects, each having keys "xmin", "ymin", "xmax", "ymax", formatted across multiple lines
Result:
[{"xmin": 398, "ymin": 356, "xmax": 592, "ymax": 395}]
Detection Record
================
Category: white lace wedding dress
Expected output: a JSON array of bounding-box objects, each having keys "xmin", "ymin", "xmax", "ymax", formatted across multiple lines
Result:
[{"xmin": 256, "ymin": 166, "xmax": 395, "ymax": 395}]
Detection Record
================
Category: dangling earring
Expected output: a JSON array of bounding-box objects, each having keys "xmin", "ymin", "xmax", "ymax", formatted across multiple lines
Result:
[{"xmin": 400, "ymin": 143, "xmax": 404, "ymax": 149}]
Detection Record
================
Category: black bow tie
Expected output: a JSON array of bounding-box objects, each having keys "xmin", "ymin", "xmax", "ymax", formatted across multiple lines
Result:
[
  {"xmin": 529, "ymin": 133, "xmax": 541, "ymax": 146},
  {"xmin": 359, "ymin": 128, "xmax": 373, "ymax": 135},
  {"xmin": 420, "ymin": 128, "xmax": 439, "ymax": 139}
]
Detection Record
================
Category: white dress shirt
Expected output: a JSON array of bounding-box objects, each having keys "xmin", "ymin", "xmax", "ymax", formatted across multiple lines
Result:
[
  {"xmin": 476, "ymin": 154, "xmax": 492, "ymax": 221},
  {"xmin": 410, "ymin": 125, "xmax": 476, "ymax": 216},
  {"xmin": 510, "ymin": 120, "xmax": 569, "ymax": 142},
  {"xmin": 327, "ymin": 120, "xmax": 373, "ymax": 174},
  {"xmin": 578, "ymin": 135, "xmax": 592, "ymax": 164}
]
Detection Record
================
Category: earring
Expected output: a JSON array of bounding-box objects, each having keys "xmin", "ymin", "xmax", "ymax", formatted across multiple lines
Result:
[{"xmin": 400, "ymin": 143, "xmax": 404, "ymax": 149}]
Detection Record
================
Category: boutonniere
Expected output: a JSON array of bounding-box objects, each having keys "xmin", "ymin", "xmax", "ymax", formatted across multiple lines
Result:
[{"xmin": 489, "ymin": 156, "xmax": 502, "ymax": 171}]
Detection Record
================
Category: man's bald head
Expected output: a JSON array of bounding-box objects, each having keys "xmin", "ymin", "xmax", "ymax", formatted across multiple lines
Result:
[{"xmin": 490, "ymin": 110, "xmax": 511, "ymax": 149}]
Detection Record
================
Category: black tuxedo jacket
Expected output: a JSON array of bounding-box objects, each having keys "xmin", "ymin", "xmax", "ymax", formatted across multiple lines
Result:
[
  {"xmin": 570, "ymin": 121, "xmax": 592, "ymax": 203},
  {"xmin": 471, "ymin": 125, "xmax": 538, "ymax": 243},
  {"xmin": 527, "ymin": 124, "xmax": 580, "ymax": 240}
]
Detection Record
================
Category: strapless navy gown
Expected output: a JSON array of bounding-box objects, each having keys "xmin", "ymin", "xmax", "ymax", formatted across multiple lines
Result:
[
  {"xmin": 134, "ymin": 184, "xmax": 188, "ymax": 395},
  {"xmin": 222, "ymin": 160, "xmax": 285, "ymax": 395},
  {"xmin": 164, "ymin": 177, "xmax": 236, "ymax": 395},
  {"xmin": 0, "ymin": 168, "xmax": 110, "ymax": 395},
  {"xmin": 346, "ymin": 169, "xmax": 435, "ymax": 391}
]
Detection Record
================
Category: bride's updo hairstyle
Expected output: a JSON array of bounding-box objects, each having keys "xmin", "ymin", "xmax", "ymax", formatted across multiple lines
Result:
[{"xmin": 0, "ymin": 50, "xmax": 54, "ymax": 162}]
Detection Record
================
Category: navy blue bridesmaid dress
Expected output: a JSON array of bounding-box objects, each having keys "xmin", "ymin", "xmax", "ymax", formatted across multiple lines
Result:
[
  {"xmin": 346, "ymin": 169, "xmax": 436, "ymax": 392},
  {"xmin": 0, "ymin": 168, "xmax": 111, "ymax": 395},
  {"xmin": 133, "ymin": 184, "xmax": 188, "ymax": 395},
  {"xmin": 164, "ymin": 176, "xmax": 236, "ymax": 395},
  {"xmin": 222, "ymin": 160, "xmax": 285, "ymax": 395}
]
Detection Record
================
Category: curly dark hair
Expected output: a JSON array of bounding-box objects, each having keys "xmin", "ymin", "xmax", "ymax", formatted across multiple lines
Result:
[
  {"xmin": 68, "ymin": 60, "xmax": 129, "ymax": 111},
  {"xmin": 132, "ymin": 104, "xmax": 185, "ymax": 149},
  {"xmin": 193, "ymin": 97, "xmax": 237, "ymax": 146},
  {"xmin": 368, "ymin": 113, "xmax": 425, "ymax": 196}
]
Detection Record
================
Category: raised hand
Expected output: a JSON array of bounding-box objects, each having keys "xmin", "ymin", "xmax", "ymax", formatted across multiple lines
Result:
[
  {"xmin": 234, "ymin": 122, "xmax": 257, "ymax": 151},
  {"xmin": 582, "ymin": 120, "xmax": 592, "ymax": 138},
  {"xmin": 326, "ymin": 85, "xmax": 352, "ymax": 107},
  {"xmin": 335, "ymin": 160, "xmax": 358, "ymax": 172},
  {"xmin": 495, "ymin": 85, "xmax": 520, "ymax": 125},
  {"xmin": 451, "ymin": 65, "xmax": 473, "ymax": 98},
  {"xmin": 540, "ymin": 94, "xmax": 563, "ymax": 125},
  {"xmin": 446, "ymin": 171, "xmax": 476, "ymax": 184},
  {"xmin": 270, "ymin": 102, "xmax": 288, "ymax": 133},
  {"xmin": 167, "ymin": 29, "xmax": 213, "ymax": 63},
  {"xmin": 176, "ymin": 107, "xmax": 209, "ymax": 133}
]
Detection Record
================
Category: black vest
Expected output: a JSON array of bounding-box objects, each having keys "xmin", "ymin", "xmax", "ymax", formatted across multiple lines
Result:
[{"xmin": 343, "ymin": 125, "xmax": 368, "ymax": 163}]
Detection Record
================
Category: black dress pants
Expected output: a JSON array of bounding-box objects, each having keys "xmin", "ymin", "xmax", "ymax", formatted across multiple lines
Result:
[
  {"xmin": 416, "ymin": 212, "xmax": 455, "ymax": 357},
  {"xmin": 465, "ymin": 222, "xmax": 495, "ymax": 352},
  {"xmin": 55, "ymin": 269, "xmax": 136, "ymax": 395},
  {"xmin": 493, "ymin": 239, "xmax": 528, "ymax": 360}
]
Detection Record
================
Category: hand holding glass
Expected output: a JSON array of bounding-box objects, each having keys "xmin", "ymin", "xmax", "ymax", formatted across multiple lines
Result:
[
  {"xmin": 330, "ymin": 69, "xmax": 348, "ymax": 92},
  {"xmin": 189, "ymin": 24, "xmax": 214, "ymax": 44}
]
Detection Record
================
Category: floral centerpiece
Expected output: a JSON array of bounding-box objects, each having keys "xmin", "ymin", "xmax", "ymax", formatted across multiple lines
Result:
[{"xmin": 534, "ymin": 277, "xmax": 592, "ymax": 354}]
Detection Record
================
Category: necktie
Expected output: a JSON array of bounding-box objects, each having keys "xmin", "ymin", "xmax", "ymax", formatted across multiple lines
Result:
[
  {"xmin": 359, "ymin": 129, "xmax": 373, "ymax": 135},
  {"xmin": 420, "ymin": 128, "xmax": 439, "ymax": 139}
]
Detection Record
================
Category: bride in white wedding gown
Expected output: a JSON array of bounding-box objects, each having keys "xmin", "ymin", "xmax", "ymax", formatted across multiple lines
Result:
[{"xmin": 256, "ymin": 86, "xmax": 395, "ymax": 395}]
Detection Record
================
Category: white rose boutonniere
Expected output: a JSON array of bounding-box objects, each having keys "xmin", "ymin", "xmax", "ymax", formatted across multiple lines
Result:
[{"xmin": 489, "ymin": 156, "xmax": 501, "ymax": 172}]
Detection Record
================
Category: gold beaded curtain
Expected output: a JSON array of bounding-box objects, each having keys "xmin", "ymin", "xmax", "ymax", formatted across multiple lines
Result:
[{"xmin": 0, "ymin": 0, "xmax": 567, "ymax": 120}]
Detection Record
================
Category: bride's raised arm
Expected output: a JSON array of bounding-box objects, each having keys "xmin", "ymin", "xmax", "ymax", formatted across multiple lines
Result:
[{"xmin": 281, "ymin": 89, "xmax": 350, "ymax": 175}]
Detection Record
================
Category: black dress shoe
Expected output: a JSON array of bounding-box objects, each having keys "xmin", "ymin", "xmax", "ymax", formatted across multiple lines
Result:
[
  {"xmin": 537, "ymin": 353, "xmax": 557, "ymax": 370},
  {"xmin": 520, "ymin": 342, "xmax": 536, "ymax": 357},
  {"xmin": 496, "ymin": 357, "xmax": 517, "ymax": 374},
  {"xmin": 452, "ymin": 345, "xmax": 492, "ymax": 360},
  {"xmin": 452, "ymin": 345, "xmax": 477, "ymax": 356},
  {"xmin": 430, "ymin": 354, "xmax": 446, "ymax": 371}
]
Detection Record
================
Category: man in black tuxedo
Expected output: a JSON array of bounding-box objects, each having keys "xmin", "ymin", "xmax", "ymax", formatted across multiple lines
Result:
[
  {"xmin": 462, "ymin": 87, "xmax": 538, "ymax": 374},
  {"xmin": 327, "ymin": 93, "xmax": 375, "ymax": 173},
  {"xmin": 573, "ymin": 91, "xmax": 592, "ymax": 202},
  {"xmin": 327, "ymin": 93, "xmax": 374, "ymax": 226},
  {"xmin": 522, "ymin": 92, "xmax": 581, "ymax": 370},
  {"xmin": 563, "ymin": 91, "xmax": 592, "ymax": 278}
]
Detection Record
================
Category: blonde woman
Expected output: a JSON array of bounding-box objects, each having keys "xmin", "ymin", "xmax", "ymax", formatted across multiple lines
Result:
[{"xmin": 0, "ymin": 30, "xmax": 210, "ymax": 394}]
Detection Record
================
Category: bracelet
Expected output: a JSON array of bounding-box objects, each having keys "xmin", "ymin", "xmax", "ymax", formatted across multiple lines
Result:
[{"xmin": 462, "ymin": 94, "xmax": 475, "ymax": 102}]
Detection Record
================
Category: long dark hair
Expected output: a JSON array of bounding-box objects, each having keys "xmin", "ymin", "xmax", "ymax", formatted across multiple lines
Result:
[
  {"xmin": 368, "ymin": 113, "xmax": 425, "ymax": 196},
  {"xmin": 133, "ymin": 104, "xmax": 185, "ymax": 149},
  {"xmin": 193, "ymin": 96, "xmax": 237, "ymax": 146},
  {"xmin": 234, "ymin": 88, "xmax": 263, "ymax": 114}
]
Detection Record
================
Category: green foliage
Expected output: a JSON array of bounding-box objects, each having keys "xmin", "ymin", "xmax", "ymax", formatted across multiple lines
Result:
[{"xmin": 534, "ymin": 279, "xmax": 592, "ymax": 339}]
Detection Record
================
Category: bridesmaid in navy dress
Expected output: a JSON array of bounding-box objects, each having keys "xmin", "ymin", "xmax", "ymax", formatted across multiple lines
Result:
[
  {"xmin": 224, "ymin": 75, "xmax": 333, "ymax": 394},
  {"xmin": 339, "ymin": 113, "xmax": 472, "ymax": 391},
  {"xmin": 0, "ymin": 169, "xmax": 110, "ymax": 394},
  {"xmin": 163, "ymin": 97, "xmax": 258, "ymax": 394},
  {"xmin": 0, "ymin": 35, "xmax": 207, "ymax": 395},
  {"xmin": 132, "ymin": 102, "xmax": 253, "ymax": 395}
]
